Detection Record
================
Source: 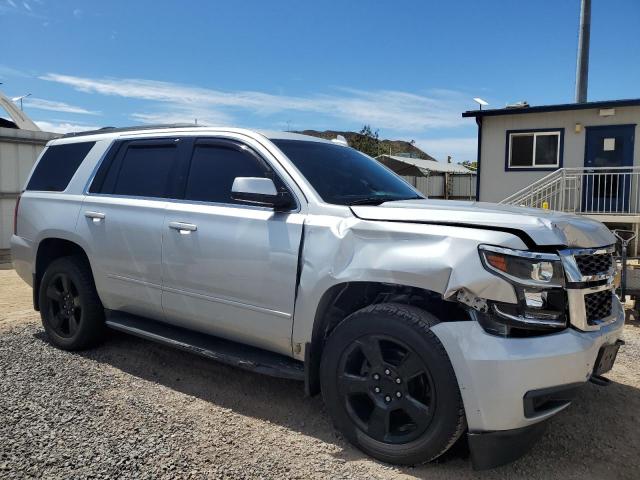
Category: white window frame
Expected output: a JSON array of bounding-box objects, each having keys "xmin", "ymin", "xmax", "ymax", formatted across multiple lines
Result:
[{"xmin": 508, "ymin": 131, "xmax": 561, "ymax": 169}]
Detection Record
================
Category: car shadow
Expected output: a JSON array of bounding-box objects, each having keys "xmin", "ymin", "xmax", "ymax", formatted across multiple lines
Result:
[{"xmin": 33, "ymin": 329, "xmax": 640, "ymax": 479}]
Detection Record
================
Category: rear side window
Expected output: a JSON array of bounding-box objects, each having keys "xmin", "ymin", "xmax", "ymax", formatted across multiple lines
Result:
[
  {"xmin": 26, "ymin": 142, "xmax": 95, "ymax": 191},
  {"xmin": 113, "ymin": 145, "xmax": 178, "ymax": 197},
  {"xmin": 91, "ymin": 140, "xmax": 181, "ymax": 198},
  {"xmin": 184, "ymin": 143, "xmax": 267, "ymax": 204}
]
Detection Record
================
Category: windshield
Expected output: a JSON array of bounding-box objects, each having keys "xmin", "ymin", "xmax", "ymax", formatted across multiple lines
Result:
[{"xmin": 272, "ymin": 140, "xmax": 423, "ymax": 206}]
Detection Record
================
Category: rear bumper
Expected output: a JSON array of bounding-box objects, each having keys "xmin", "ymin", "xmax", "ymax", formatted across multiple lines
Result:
[
  {"xmin": 432, "ymin": 296, "xmax": 625, "ymax": 433},
  {"xmin": 10, "ymin": 234, "xmax": 34, "ymax": 286}
]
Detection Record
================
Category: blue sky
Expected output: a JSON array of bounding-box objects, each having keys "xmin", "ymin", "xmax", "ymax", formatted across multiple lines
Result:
[{"xmin": 1, "ymin": 0, "xmax": 639, "ymax": 163}]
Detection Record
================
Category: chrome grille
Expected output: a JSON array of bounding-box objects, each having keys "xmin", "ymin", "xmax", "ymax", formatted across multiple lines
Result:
[
  {"xmin": 575, "ymin": 253, "xmax": 613, "ymax": 276},
  {"xmin": 560, "ymin": 246, "xmax": 617, "ymax": 331},
  {"xmin": 584, "ymin": 290, "xmax": 613, "ymax": 324}
]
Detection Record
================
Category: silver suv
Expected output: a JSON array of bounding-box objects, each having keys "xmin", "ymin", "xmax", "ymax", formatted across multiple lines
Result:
[{"xmin": 11, "ymin": 126, "xmax": 624, "ymax": 469}]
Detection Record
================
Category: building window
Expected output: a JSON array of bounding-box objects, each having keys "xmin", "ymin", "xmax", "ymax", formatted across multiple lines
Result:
[{"xmin": 506, "ymin": 129, "xmax": 563, "ymax": 170}]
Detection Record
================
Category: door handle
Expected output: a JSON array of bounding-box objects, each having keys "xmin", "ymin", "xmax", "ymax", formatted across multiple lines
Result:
[
  {"xmin": 85, "ymin": 211, "xmax": 105, "ymax": 223},
  {"xmin": 169, "ymin": 221, "xmax": 197, "ymax": 234}
]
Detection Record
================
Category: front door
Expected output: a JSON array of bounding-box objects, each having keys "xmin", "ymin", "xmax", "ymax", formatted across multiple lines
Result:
[
  {"xmin": 161, "ymin": 138, "xmax": 304, "ymax": 356},
  {"xmin": 583, "ymin": 124, "xmax": 635, "ymax": 213}
]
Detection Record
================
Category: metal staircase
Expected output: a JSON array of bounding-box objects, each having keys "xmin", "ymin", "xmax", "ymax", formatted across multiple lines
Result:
[{"xmin": 500, "ymin": 166, "xmax": 640, "ymax": 217}]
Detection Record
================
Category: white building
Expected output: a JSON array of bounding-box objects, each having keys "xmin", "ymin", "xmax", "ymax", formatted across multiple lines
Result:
[{"xmin": 464, "ymin": 98, "xmax": 640, "ymax": 251}]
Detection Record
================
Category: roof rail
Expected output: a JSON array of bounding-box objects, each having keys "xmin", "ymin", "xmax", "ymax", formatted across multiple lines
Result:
[{"xmin": 61, "ymin": 123, "xmax": 201, "ymax": 138}]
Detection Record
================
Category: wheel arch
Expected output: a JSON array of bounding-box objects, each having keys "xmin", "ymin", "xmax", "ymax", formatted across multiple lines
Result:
[
  {"xmin": 34, "ymin": 238, "xmax": 93, "ymax": 311},
  {"xmin": 304, "ymin": 281, "xmax": 470, "ymax": 396}
]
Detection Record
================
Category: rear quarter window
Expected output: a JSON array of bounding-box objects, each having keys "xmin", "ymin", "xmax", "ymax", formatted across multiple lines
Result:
[{"xmin": 26, "ymin": 142, "xmax": 96, "ymax": 191}]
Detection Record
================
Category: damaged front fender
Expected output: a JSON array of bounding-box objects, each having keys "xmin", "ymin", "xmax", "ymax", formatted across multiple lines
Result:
[{"xmin": 291, "ymin": 215, "xmax": 527, "ymax": 358}]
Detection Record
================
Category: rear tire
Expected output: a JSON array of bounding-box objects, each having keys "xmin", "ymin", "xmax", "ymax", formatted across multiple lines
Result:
[
  {"xmin": 39, "ymin": 255, "xmax": 105, "ymax": 350},
  {"xmin": 320, "ymin": 303, "xmax": 465, "ymax": 465}
]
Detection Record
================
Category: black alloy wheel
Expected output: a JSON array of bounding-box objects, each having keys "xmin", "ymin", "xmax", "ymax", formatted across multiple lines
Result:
[
  {"xmin": 45, "ymin": 272, "xmax": 82, "ymax": 338},
  {"xmin": 338, "ymin": 334, "xmax": 436, "ymax": 444},
  {"xmin": 320, "ymin": 303, "xmax": 466, "ymax": 465},
  {"xmin": 40, "ymin": 255, "xmax": 105, "ymax": 350}
]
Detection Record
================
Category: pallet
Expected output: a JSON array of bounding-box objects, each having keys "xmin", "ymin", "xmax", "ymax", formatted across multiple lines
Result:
[{"xmin": 105, "ymin": 311, "xmax": 305, "ymax": 381}]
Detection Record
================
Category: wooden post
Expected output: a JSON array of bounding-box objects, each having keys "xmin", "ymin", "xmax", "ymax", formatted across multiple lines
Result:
[{"xmin": 444, "ymin": 173, "xmax": 449, "ymax": 200}]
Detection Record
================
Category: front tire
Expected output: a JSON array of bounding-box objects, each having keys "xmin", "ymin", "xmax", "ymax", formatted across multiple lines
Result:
[
  {"xmin": 320, "ymin": 303, "xmax": 465, "ymax": 465},
  {"xmin": 39, "ymin": 255, "xmax": 105, "ymax": 350}
]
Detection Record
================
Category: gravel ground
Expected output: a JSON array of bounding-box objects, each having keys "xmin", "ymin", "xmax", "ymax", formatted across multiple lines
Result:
[{"xmin": 1, "ymin": 269, "xmax": 640, "ymax": 479}]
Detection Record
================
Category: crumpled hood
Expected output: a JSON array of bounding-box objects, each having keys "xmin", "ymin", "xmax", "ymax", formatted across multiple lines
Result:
[{"xmin": 351, "ymin": 199, "xmax": 615, "ymax": 248}]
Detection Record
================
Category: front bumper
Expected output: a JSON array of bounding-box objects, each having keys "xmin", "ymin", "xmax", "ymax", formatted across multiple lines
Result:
[
  {"xmin": 431, "ymin": 296, "xmax": 624, "ymax": 433},
  {"xmin": 467, "ymin": 421, "xmax": 548, "ymax": 470}
]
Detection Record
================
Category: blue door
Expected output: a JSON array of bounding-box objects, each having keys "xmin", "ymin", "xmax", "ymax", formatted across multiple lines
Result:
[{"xmin": 582, "ymin": 124, "xmax": 635, "ymax": 213}]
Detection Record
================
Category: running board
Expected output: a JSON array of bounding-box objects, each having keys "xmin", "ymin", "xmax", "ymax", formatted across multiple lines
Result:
[{"xmin": 105, "ymin": 312, "xmax": 305, "ymax": 381}]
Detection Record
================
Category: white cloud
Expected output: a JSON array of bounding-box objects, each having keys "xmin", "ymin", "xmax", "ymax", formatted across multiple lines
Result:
[
  {"xmin": 40, "ymin": 73, "xmax": 468, "ymax": 132},
  {"xmin": 25, "ymin": 98, "xmax": 100, "ymax": 115},
  {"xmin": 415, "ymin": 137, "xmax": 478, "ymax": 163},
  {"xmin": 34, "ymin": 121, "xmax": 101, "ymax": 134},
  {"xmin": 0, "ymin": 64, "xmax": 28, "ymax": 78},
  {"xmin": 130, "ymin": 108, "xmax": 231, "ymax": 126},
  {"xmin": 1, "ymin": 0, "xmax": 42, "ymax": 18}
]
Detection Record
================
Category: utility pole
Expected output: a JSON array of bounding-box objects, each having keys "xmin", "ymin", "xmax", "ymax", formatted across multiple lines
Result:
[{"xmin": 575, "ymin": 0, "xmax": 591, "ymax": 103}]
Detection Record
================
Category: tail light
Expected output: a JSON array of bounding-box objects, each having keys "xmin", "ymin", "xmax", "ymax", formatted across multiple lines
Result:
[{"xmin": 13, "ymin": 192, "xmax": 22, "ymax": 235}]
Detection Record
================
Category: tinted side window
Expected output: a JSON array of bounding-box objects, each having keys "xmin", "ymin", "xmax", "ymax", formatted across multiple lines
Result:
[
  {"xmin": 185, "ymin": 144, "xmax": 267, "ymax": 203},
  {"xmin": 26, "ymin": 142, "xmax": 95, "ymax": 191},
  {"xmin": 112, "ymin": 144, "xmax": 179, "ymax": 198}
]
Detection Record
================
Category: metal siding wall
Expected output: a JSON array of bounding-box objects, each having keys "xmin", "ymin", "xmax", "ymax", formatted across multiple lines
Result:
[
  {"xmin": 450, "ymin": 175, "xmax": 477, "ymax": 198},
  {"xmin": 0, "ymin": 198, "xmax": 15, "ymax": 249},
  {"xmin": 0, "ymin": 142, "xmax": 19, "ymax": 193},
  {"xmin": 415, "ymin": 176, "xmax": 430, "ymax": 196},
  {"xmin": 429, "ymin": 175, "xmax": 445, "ymax": 197},
  {"xmin": 402, "ymin": 174, "xmax": 475, "ymax": 198},
  {"xmin": 401, "ymin": 175, "xmax": 415, "ymax": 185},
  {"xmin": 0, "ymin": 142, "xmax": 43, "ymax": 193},
  {"xmin": 0, "ymin": 128, "xmax": 57, "ymax": 250}
]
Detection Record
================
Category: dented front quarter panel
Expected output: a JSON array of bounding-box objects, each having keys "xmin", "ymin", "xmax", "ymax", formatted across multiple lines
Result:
[{"xmin": 291, "ymin": 211, "xmax": 528, "ymax": 358}]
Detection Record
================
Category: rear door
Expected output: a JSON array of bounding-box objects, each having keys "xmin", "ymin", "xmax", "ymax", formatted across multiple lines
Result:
[
  {"xmin": 161, "ymin": 138, "xmax": 304, "ymax": 355},
  {"xmin": 78, "ymin": 137, "xmax": 186, "ymax": 319}
]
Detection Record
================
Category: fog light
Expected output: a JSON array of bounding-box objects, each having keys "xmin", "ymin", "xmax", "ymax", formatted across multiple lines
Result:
[{"xmin": 524, "ymin": 290, "xmax": 547, "ymax": 309}]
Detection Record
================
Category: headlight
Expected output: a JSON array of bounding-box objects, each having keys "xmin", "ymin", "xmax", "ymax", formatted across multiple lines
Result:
[
  {"xmin": 476, "ymin": 245, "xmax": 568, "ymax": 336},
  {"xmin": 479, "ymin": 245, "xmax": 564, "ymax": 288}
]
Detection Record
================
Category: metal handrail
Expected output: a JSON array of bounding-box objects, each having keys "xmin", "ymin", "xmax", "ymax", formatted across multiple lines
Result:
[
  {"xmin": 564, "ymin": 166, "xmax": 640, "ymax": 171},
  {"xmin": 500, "ymin": 169, "xmax": 565, "ymax": 204},
  {"xmin": 500, "ymin": 166, "xmax": 640, "ymax": 215}
]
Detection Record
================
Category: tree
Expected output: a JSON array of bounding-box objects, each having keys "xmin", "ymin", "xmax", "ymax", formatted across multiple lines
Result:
[
  {"xmin": 350, "ymin": 125, "xmax": 380, "ymax": 157},
  {"xmin": 462, "ymin": 160, "xmax": 478, "ymax": 171}
]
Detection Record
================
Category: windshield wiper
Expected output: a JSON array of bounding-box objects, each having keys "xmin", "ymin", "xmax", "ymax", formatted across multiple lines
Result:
[{"xmin": 347, "ymin": 195, "xmax": 423, "ymax": 206}]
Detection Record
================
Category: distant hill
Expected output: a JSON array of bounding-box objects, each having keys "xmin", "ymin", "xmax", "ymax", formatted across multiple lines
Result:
[{"xmin": 294, "ymin": 129, "xmax": 435, "ymax": 161}]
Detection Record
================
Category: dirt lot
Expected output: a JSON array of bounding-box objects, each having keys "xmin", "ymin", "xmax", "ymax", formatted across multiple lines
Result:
[{"xmin": 1, "ymin": 269, "xmax": 639, "ymax": 479}]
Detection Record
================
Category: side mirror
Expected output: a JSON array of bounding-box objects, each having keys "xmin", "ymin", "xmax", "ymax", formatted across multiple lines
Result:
[{"xmin": 231, "ymin": 177, "xmax": 294, "ymax": 211}]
